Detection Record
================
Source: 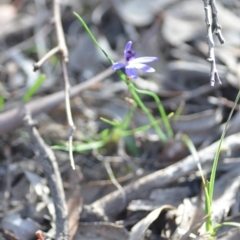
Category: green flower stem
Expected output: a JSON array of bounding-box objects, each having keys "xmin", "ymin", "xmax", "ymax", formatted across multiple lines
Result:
[
  {"xmin": 73, "ymin": 12, "xmax": 114, "ymax": 65},
  {"xmin": 181, "ymin": 134, "xmax": 212, "ymax": 231},
  {"xmin": 135, "ymin": 87, "xmax": 173, "ymax": 138},
  {"xmin": 121, "ymin": 104, "xmax": 136, "ymax": 130},
  {"xmin": 128, "ymin": 83, "xmax": 167, "ymax": 142}
]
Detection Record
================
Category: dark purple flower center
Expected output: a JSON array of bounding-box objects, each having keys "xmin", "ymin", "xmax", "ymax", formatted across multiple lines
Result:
[{"xmin": 125, "ymin": 50, "xmax": 136, "ymax": 62}]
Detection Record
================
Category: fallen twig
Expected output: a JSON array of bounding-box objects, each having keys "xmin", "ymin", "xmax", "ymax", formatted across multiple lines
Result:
[
  {"xmin": 33, "ymin": 46, "xmax": 59, "ymax": 71},
  {"xmin": 25, "ymin": 111, "xmax": 69, "ymax": 240},
  {"xmin": 81, "ymin": 132, "xmax": 240, "ymax": 221},
  {"xmin": 61, "ymin": 58, "xmax": 76, "ymax": 169}
]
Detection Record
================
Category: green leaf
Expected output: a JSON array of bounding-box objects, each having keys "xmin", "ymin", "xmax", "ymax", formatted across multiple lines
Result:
[
  {"xmin": 124, "ymin": 136, "xmax": 140, "ymax": 157},
  {"xmin": 100, "ymin": 117, "xmax": 120, "ymax": 127},
  {"xmin": 52, "ymin": 140, "xmax": 106, "ymax": 153},
  {"xmin": 100, "ymin": 129, "xmax": 111, "ymax": 138}
]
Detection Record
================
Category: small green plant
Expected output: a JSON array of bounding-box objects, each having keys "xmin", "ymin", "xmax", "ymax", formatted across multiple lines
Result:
[
  {"xmin": 52, "ymin": 104, "xmax": 169, "ymax": 154},
  {"xmin": 73, "ymin": 12, "xmax": 173, "ymax": 142},
  {"xmin": 182, "ymin": 90, "xmax": 240, "ymax": 237},
  {"xmin": 52, "ymin": 13, "xmax": 174, "ymax": 164},
  {"xmin": 205, "ymin": 91, "xmax": 240, "ymax": 236},
  {"xmin": 56, "ymin": 12, "xmax": 240, "ymax": 239}
]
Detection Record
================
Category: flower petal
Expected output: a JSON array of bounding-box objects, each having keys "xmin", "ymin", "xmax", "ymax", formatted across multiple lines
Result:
[
  {"xmin": 130, "ymin": 57, "xmax": 158, "ymax": 64},
  {"xmin": 111, "ymin": 62, "xmax": 126, "ymax": 70},
  {"xmin": 124, "ymin": 41, "xmax": 132, "ymax": 54},
  {"xmin": 125, "ymin": 66, "xmax": 138, "ymax": 79},
  {"xmin": 130, "ymin": 63, "xmax": 155, "ymax": 72}
]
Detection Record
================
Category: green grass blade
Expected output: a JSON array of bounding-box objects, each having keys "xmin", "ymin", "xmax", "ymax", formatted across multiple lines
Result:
[
  {"xmin": 209, "ymin": 91, "xmax": 240, "ymax": 202},
  {"xmin": 100, "ymin": 117, "xmax": 120, "ymax": 127},
  {"xmin": 206, "ymin": 91, "xmax": 240, "ymax": 233},
  {"xmin": 173, "ymin": 101, "xmax": 185, "ymax": 122},
  {"xmin": 73, "ymin": 12, "xmax": 114, "ymax": 65},
  {"xmin": 181, "ymin": 134, "xmax": 211, "ymax": 225},
  {"xmin": 23, "ymin": 74, "xmax": 46, "ymax": 102},
  {"xmin": 74, "ymin": 12, "xmax": 128, "ymax": 83},
  {"xmin": 212, "ymin": 222, "xmax": 240, "ymax": 236},
  {"xmin": 121, "ymin": 104, "xmax": 136, "ymax": 130},
  {"xmin": 122, "ymin": 124, "xmax": 153, "ymax": 136}
]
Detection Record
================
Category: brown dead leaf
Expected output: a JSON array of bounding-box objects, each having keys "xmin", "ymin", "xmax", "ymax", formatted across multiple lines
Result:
[
  {"xmin": 67, "ymin": 191, "xmax": 83, "ymax": 240},
  {"xmin": 130, "ymin": 205, "xmax": 175, "ymax": 240}
]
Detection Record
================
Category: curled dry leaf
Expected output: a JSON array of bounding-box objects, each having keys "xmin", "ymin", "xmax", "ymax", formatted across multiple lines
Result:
[{"xmin": 130, "ymin": 205, "xmax": 175, "ymax": 240}]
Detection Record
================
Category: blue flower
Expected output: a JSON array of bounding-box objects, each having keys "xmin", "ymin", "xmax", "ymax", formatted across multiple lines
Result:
[{"xmin": 111, "ymin": 41, "xmax": 158, "ymax": 79}]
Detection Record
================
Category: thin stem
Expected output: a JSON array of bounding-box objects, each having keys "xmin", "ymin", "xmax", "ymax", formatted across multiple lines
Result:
[
  {"xmin": 33, "ymin": 46, "xmax": 59, "ymax": 71},
  {"xmin": 210, "ymin": 0, "xmax": 225, "ymax": 44},
  {"xmin": 135, "ymin": 87, "xmax": 173, "ymax": 138},
  {"xmin": 61, "ymin": 59, "xmax": 76, "ymax": 169},
  {"xmin": 129, "ymin": 83, "xmax": 167, "ymax": 142},
  {"xmin": 181, "ymin": 134, "xmax": 212, "ymax": 231},
  {"xmin": 54, "ymin": 0, "xmax": 68, "ymax": 62}
]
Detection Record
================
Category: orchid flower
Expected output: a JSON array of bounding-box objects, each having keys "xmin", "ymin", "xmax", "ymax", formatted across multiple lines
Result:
[{"xmin": 111, "ymin": 41, "xmax": 158, "ymax": 79}]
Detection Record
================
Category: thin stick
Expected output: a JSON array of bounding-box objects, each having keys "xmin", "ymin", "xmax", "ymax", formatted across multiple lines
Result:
[
  {"xmin": 24, "ymin": 112, "xmax": 69, "ymax": 240},
  {"xmin": 33, "ymin": 46, "xmax": 59, "ymax": 71},
  {"xmin": 202, "ymin": 0, "xmax": 224, "ymax": 86},
  {"xmin": 210, "ymin": 0, "xmax": 225, "ymax": 44},
  {"xmin": 50, "ymin": 0, "xmax": 75, "ymax": 169},
  {"xmin": 61, "ymin": 59, "xmax": 76, "ymax": 170},
  {"xmin": 54, "ymin": 0, "xmax": 68, "ymax": 62},
  {"xmin": 33, "ymin": 0, "xmax": 68, "ymax": 70},
  {"xmin": 0, "ymin": 67, "xmax": 113, "ymax": 135},
  {"xmin": 34, "ymin": 0, "xmax": 76, "ymax": 169}
]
